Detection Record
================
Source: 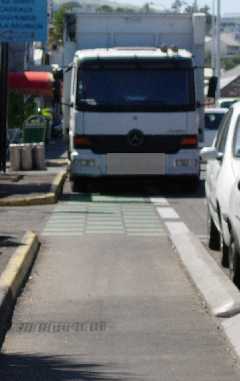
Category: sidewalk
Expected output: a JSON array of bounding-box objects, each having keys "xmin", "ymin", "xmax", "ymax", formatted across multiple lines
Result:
[
  {"xmin": 0, "ymin": 138, "xmax": 68, "ymax": 292},
  {"xmin": 0, "ymin": 139, "xmax": 67, "ymax": 202},
  {"xmin": 1, "ymin": 191, "xmax": 240, "ymax": 380}
]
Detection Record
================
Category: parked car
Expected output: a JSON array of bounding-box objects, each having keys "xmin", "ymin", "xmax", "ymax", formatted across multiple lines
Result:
[
  {"xmin": 204, "ymin": 108, "xmax": 228, "ymax": 146},
  {"xmin": 200, "ymin": 102, "xmax": 240, "ymax": 288},
  {"xmin": 216, "ymin": 97, "xmax": 240, "ymax": 109}
]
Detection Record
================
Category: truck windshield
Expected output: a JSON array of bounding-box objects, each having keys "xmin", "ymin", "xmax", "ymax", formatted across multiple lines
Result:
[{"xmin": 76, "ymin": 63, "xmax": 195, "ymax": 112}]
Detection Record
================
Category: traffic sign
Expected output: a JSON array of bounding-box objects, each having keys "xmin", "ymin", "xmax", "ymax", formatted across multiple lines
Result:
[{"xmin": 0, "ymin": 0, "xmax": 48, "ymax": 42}]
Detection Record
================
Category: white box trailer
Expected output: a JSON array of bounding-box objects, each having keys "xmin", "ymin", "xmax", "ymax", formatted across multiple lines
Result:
[{"xmin": 63, "ymin": 12, "xmax": 206, "ymax": 190}]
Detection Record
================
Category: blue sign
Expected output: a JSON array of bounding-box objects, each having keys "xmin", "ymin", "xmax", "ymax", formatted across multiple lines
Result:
[{"xmin": 0, "ymin": 0, "xmax": 48, "ymax": 42}]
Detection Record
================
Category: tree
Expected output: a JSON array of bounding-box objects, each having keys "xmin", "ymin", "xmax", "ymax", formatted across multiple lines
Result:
[
  {"xmin": 96, "ymin": 5, "xmax": 114, "ymax": 12},
  {"xmin": 171, "ymin": 0, "xmax": 184, "ymax": 12},
  {"xmin": 8, "ymin": 93, "xmax": 37, "ymax": 130},
  {"xmin": 115, "ymin": 7, "xmax": 135, "ymax": 13},
  {"xmin": 141, "ymin": 3, "xmax": 154, "ymax": 13},
  {"xmin": 184, "ymin": 2, "xmax": 211, "ymax": 34},
  {"xmin": 49, "ymin": 2, "xmax": 80, "ymax": 46}
]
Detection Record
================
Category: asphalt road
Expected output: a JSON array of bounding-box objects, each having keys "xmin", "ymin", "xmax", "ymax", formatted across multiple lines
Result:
[{"xmin": 1, "ymin": 177, "xmax": 240, "ymax": 380}]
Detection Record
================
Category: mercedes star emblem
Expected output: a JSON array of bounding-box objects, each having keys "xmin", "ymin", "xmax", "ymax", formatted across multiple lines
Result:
[{"xmin": 127, "ymin": 129, "xmax": 144, "ymax": 147}]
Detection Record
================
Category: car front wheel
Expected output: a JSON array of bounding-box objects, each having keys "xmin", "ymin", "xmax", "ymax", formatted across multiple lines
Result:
[
  {"xmin": 207, "ymin": 209, "xmax": 221, "ymax": 251},
  {"xmin": 229, "ymin": 239, "xmax": 240, "ymax": 289},
  {"xmin": 221, "ymin": 236, "xmax": 229, "ymax": 268}
]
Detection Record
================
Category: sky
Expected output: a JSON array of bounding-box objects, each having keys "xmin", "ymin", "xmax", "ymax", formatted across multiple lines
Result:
[{"xmin": 116, "ymin": 0, "xmax": 240, "ymax": 15}]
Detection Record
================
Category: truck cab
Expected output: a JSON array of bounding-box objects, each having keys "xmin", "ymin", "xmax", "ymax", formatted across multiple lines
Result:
[{"xmin": 63, "ymin": 12, "xmax": 206, "ymax": 190}]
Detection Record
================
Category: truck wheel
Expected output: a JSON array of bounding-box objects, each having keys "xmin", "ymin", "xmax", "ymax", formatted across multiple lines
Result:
[
  {"xmin": 185, "ymin": 176, "xmax": 200, "ymax": 193},
  {"xmin": 71, "ymin": 178, "xmax": 87, "ymax": 193},
  {"xmin": 229, "ymin": 240, "xmax": 240, "ymax": 289},
  {"xmin": 207, "ymin": 209, "xmax": 220, "ymax": 251}
]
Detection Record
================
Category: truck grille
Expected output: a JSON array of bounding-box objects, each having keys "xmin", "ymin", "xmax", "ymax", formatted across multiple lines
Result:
[{"xmin": 107, "ymin": 153, "xmax": 165, "ymax": 175}]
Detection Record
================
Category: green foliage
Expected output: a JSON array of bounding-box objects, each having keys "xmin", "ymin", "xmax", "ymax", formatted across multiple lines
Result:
[
  {"xmin": 222, "ymin": 55, "xmax": 240, "ymax": 71},
  {"xmin": 8, "ymin": 92, "xmax": 37, "ymax": 130},
  {"xmin": 205, "ymin": 51, "xmax": 212, "ymax": 67},
  {"xmin": 115, "ymin": 7, "xmax": 135, "ymax": 13},
  {"xmin": 49, "ymin": 2, "xmax": 80, "ymax": 46},
  {"xmin": 96, "ymin": 5, "xmax": 135, "ymax": 13},
  {"xmin": 96, "ymin": 5, "xmax": 114, "ymax": 12},
  {"xmin": 140, "ymin": 3, "xmax": 154, "ymax": 12},
  {"xmin": 173, "ymin": 1, "xmax": 211, "ymax": 33},
  {"xmin": 171, "ymin": 0, "xmax": 183, "ymax": 12}
]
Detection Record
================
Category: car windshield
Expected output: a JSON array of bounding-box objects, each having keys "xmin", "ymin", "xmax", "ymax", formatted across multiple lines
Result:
[
  {"xmin": 76, "ymin": 61, "xmax": 195, "ymax": 112},
  {"xmin": 205, "ymin": 112, "xmax": 226, "ymax": 130}
]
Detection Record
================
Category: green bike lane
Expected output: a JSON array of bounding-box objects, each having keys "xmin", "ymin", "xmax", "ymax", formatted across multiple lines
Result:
[{"xmin": 1, "ymin": 191, "xmax": 240, "ymax": 380}]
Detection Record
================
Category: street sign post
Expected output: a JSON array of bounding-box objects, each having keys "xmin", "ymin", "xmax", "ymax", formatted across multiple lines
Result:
[
  {"xmin": 0, "ymin": 43, "xmax": 8, "ymax": 172},
  {"xmin": 0, "ymin": 0, "xmax": 47, "ymax": 172}
]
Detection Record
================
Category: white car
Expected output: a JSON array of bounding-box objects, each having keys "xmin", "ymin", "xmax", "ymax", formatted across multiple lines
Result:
[
  {"xmin": 204, "ymin": 108, "xmax": 228, "ymax": 147},
  {"xmin": 216, "ymin": 97, "xmax": 240, "ymax": 109},
  {"xmin": 201, "ymin": 102, "xmax": 240, "ymax": 288}
]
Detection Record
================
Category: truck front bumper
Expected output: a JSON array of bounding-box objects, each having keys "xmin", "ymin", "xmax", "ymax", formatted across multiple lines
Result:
[{"xmin": 70, "ymin": 150, "xmax": 200, "ymax": 178}]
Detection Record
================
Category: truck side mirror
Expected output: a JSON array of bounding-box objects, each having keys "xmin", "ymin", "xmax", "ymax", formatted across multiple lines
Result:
[{"xmin": 207, "ymin": 76, "xmax": 218, "ymax": 99}]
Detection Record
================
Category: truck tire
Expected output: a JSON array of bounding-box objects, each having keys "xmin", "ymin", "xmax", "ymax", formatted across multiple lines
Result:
[
  {"xmin": 188, "ymin": 176, "xmax": 200, "ymax": 192},
  {"xmin": 229, "ymin": 239, "xmax": 240, "ymax": 289},
  {"xmin": 207, "ymin": 209, "xmax": 220, "ymax": 251},
  {"xmin": 71, "ymin": 178, "xmax": 87, "ymax": 193},
  {"xmin": 221, "ymin": 236, "xmax": 229, "ymax": 268}
]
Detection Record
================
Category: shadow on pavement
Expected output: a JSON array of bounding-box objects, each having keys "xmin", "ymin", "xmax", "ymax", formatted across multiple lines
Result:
[
  {"xmin": 0, "ymin": 236, "xmax": 22, "ymax": 249},
  {"xmin": 0, "ymin": 354, "xmax": 139, "ymax": 381},
  {"xmin": 0, "ymin": 183, "xmax": 51, "ymax": 198},
  {"xmin": 64, "ymin": 178, "xmax": 206, "ymax": 200},
  {"xmin": 46, "ymin": 139, "xmax": 67, "ymax": 161}
]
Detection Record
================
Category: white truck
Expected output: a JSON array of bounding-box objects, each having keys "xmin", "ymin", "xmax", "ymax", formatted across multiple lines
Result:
[{"xmin": 63, "ymin": 12, "xmax": 206, "ymax": 191}]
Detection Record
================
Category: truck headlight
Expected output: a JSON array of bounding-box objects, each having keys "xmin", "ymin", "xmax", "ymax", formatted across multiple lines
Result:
[{"xmin": 174, "ymin": 159, "xmax": 197, "ymax": 167}]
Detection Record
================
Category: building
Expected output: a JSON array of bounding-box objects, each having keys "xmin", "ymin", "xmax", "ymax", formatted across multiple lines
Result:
[
  {"xmin": 220, "ymin": 65, "xmax": 240, "ymax": 97},
  {"xmin": 222, "ymin": 14, "xmax": 240, "ymax": 33},
  {"xmin": 205, "ymin": 33, "xmax": 240, "ymax": 58}
]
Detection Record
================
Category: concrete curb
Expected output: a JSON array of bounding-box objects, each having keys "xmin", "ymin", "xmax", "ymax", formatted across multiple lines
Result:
[
  {"xmin": 47, "ymin": 159, "xmax": 69, "ymax": 167},
  {"xmin": 166, "ymin": 221, "xmax": 240, "ymax": 318},
  {"xmin": 0, "ymin": 170, "xmax": 67, "ymax": 207},
  {"xmin": 50, "ymin": 170, "xmax": 67, "ymax": 201},
  {"xmin": 150, "ymin": 199, "xmax": 240, "ymax": 364},
  {"xmin": 0, "ymin": 231, "xmax": 40, "ymax": 346},
  {"xmin": 221, "ymin": 314, "xmax": 240, "ymax": 359}
]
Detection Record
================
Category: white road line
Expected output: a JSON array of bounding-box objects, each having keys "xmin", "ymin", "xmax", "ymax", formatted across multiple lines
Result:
[
  {"xmin": 149, "ymin": 197, "xmax": 169, "ymax": 206},
  {"xmin": 156, "ymin": 207, "xmax": 180, "ymax": 220},
  {"xmin": 165, "ymin": 221, "xmax": 190, "ymax": 235}
]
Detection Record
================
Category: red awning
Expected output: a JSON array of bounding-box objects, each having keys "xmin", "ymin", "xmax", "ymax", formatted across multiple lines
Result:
[{"xmin": 8, "ymin": 71, "xmax": 54, "ymax": 97}]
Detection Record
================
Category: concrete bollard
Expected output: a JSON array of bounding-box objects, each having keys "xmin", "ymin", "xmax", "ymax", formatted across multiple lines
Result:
[
  {"xmin": 34, "ymin": 143, "xmax": 46, "ymax": 170},
  {"xmin": 9, "ymin": 143, "xmax": 46, "ymax": 171},
  {"xmin": 21, "ymin": 144, "xmax": 33, "ymax": 171},
  {"xmin": 9, "ymin": 144, "xmax": 21, "ymax": 171}
]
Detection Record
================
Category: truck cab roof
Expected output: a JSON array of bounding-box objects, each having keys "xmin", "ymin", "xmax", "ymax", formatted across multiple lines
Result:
[{"xmin": 74, "ymin": 47, "xmax": 192, "ymax": 63}]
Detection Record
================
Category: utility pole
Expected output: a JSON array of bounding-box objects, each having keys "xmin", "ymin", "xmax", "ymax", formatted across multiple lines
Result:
[
  {"xmin": 211, "ymin": 0, "xmax": 216, "ymax": 73},
  {"xmin": 0, "ymin": 43, "xmax": 9, "ymax": 173},
  {"xmin": 215, "ymin": 0, "xmax": 221, "ymax": 100}
]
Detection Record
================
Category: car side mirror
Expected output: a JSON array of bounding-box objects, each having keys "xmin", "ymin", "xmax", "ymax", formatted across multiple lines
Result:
[
  {"xmin": 207, "ymin": 76, "xmax": 218, "ymax": 99},
  {"xmin": 200, "ymin": 146, "xmax": 221, "ymax": 161}
]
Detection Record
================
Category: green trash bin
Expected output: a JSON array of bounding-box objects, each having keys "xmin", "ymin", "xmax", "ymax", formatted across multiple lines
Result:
[
  {"xmin": 23, "ymin": 115, "xmax": 48, "ymax": 143},
  {"xmin": 23, "ymin": 126, "xmax": 46, "ymax": 143}
]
